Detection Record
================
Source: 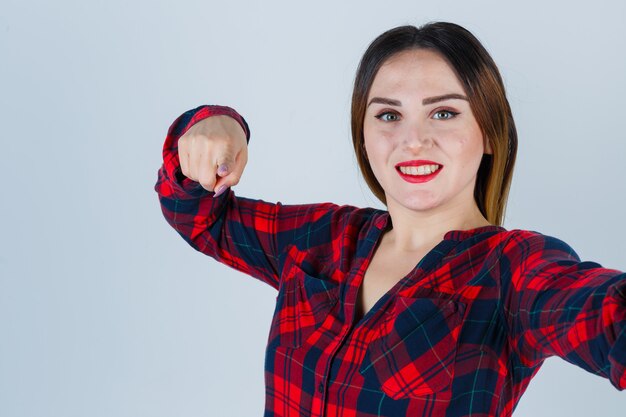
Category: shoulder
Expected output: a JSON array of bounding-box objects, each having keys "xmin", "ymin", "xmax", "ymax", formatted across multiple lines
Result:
[
  {"xmin": 499, "ymin": 228, "xmax": 582, "ymax": 268},
  {"xmin": 325, "ymin": 205, "xmax": 388, "ymax": 242},
  {"xmin": 275, "ymin": 201, "xmax": 385, "ymax": 249},
  {"xmin": 277, "ymin": 201, "xmax": 383, "ymax": 227}
]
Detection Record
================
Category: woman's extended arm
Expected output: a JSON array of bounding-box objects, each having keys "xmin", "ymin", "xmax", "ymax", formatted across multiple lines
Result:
[
  {"xmin": 501, "ymin": 230, "xmax": 626, "ymax": 390},
  {"xmin": 154, "ymin": 105, "xmax": 359, "ymax": 291}
]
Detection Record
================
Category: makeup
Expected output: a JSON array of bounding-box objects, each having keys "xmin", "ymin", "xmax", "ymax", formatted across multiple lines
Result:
[{"xmin": 395, "ymin": 160, "xmax": 443, "ymax": 183}]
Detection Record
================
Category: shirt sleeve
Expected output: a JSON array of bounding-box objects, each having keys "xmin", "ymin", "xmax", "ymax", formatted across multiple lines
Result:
[
  {"xmin": 501, "ymin": 230, "xmax": 626, "ymax": 390},
  {"xmin": 154, "ymin": 105, "xmax": 356, "ymax": 291}
]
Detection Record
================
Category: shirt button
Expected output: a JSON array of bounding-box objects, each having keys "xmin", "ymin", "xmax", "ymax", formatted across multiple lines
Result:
[{"xmin": 317, "ymin": 382, "xmax": 324, "ymax": 393}]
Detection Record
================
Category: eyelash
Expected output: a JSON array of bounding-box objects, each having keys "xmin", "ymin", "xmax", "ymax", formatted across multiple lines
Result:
[
  {"xmin": 374, "ymin": 109, "xmax": 460, "ymax": 122},
  {"xmin": 374, "ymin": 112, "xmax": 398, "ymax": 122},
  {"xmin": 434, "ymin": 109, "xmax": 460, "ymax": 120}
]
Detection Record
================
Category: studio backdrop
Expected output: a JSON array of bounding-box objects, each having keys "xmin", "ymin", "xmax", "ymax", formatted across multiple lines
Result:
[{"xmin": 1, "ymin": 0, "xmax": 625, "ymax": 416}]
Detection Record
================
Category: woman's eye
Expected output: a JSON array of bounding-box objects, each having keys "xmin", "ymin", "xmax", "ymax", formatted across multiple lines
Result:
[
  {"xmin": 433, "ymin": 110, "xmax": 459, "ymax": 120},
  {"xmin": 374, "ymin": 112, "xmax": 399, "ymax": 122}
]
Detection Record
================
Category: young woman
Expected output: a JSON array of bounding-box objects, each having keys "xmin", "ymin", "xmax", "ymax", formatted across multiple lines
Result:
[{"xmin": 154, "ymin": 22, "xmax": 626, "ymax": 417}]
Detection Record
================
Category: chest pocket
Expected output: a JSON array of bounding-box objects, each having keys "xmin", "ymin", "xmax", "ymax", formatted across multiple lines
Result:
[
  {"xmin": 359, "ymin": 296, "xmax": 466, "ymax": 400},
  {"xmin": 269, "ymin": 265, "xmax": 340, "ymax": 349}
]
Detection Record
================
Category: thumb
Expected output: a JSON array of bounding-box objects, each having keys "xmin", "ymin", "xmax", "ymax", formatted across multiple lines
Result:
[
  {"xmin": 216, "ymin": 154, "xmax": 236, "ymax": 177},
  {"xmin": 213, "ymin": 155, "xmax": 236, "ymax": 197}
]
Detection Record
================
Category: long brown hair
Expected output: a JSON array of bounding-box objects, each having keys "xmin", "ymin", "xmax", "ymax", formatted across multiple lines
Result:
[{"xmin": 351, "ymin": 22, "xmax": 517, "ymax": 226}]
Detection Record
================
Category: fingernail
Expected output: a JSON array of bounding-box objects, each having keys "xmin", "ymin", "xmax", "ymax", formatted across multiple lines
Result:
[
  {"xmin": 214, "ymin": 184, "xmax": 227, "ymax": 197},
  {"xmin": 217, "ymin": 164, "xmax": 229, "ymax": 175}
]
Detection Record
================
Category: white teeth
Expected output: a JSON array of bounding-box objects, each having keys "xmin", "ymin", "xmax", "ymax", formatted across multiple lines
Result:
[{"xmin": 399, "ymin": 164, "xmax": 440, "ymax": 175}]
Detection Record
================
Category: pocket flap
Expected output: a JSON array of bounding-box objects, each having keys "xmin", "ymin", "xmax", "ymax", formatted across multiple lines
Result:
[
  {"xmin": 269, "ymin": 265, "xmax": 340, "ymax": 349},
  {"xmin": 359, "ymin": 296, "xmax": 466, "ymax": 399}
]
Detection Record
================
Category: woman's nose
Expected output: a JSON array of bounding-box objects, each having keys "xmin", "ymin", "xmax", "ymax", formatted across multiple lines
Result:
[{"xmin": 402, "ymin": 121, "xmax": 433, "ymax": 150}]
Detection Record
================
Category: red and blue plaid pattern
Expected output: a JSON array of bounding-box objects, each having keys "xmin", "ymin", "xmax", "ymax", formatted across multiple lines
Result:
[{"xmin": 154, "ymin": 105, "xmax": 626, "ymax": 416}]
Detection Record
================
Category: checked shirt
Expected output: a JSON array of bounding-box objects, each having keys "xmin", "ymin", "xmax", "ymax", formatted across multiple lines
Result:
[{"xmin": 154, "ymin": 105, "xmax": 626, "ymax": 417}]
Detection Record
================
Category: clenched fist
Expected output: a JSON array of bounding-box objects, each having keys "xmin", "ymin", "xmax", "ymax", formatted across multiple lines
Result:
[{"xmin": 178, "ymin": 115, "xmax": 248, "ymax": 196}]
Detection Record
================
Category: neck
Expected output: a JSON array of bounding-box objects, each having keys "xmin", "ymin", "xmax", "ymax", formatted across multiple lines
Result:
[{"xmin": 383, "ymin": 198, "xmax": 491, "ymax": 252}]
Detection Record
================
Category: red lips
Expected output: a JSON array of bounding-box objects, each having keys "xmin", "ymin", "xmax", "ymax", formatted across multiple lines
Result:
[
  {"xmin": 395, "ymin": 160, "xmax": 443, "ymax": 183},
  {"xmin": 395, "ymin": 159, "xmax": 442, "ymax": 168}
]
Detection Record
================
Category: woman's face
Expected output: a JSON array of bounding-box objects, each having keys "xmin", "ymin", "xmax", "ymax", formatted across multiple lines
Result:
[{"xmin": 363, "ymin": 48, "xmax": 492, "ymax": 216}]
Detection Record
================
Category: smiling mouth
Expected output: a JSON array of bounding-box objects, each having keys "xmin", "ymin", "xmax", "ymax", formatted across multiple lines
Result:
[
  {"xmin": 396, "ymin": 164, "xmax": 442, "ymax": 176},
  {"xmin": 396, "ymin": 161, "xmax": 443, "ymax": 184}
]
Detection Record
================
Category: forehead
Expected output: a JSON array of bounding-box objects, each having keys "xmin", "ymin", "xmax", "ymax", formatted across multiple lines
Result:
[{"xmin": 369, "ymin": 49, "xmax": 465, "ymax": 96}]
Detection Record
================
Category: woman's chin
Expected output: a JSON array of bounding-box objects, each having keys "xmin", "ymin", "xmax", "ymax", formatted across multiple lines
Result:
[{"xmin": 387, "ymin": 194, "xmax": 442, "ymax": 213}]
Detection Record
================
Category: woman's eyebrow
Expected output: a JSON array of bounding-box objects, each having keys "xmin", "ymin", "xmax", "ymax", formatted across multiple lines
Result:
[
  {"xmin": 367, "ymin": 97, "xmax": 402, "ymax": 107},
  {"xmin": 423, "ymin": 93, "xmax": 468, "ymax": 105},
  {"xmin": 367, "ymin": 93, "xmax": 469, "ymax": 107}
]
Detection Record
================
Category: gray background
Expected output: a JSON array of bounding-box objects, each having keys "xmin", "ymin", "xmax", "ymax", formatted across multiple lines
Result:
[{"xmin": 1, "ymin": 0, "xmax": 625, "ymax": 416}]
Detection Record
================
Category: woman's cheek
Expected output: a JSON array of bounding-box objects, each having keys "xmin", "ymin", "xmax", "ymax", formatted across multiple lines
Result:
[
  {"xmin": 366, "ymin": 143, "xmax": 388, "ymax": 178},
  {"xmin": 446, "ymin": 135, "xmax": 474, "ymax": 154},
  {"xmin": 454, "ymin": 134, "xmax": 469, "ymax": 146}
]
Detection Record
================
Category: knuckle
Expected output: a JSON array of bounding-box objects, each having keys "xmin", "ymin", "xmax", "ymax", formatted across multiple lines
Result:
[
  {"xmin": 198, "ymin": 175, "xmax": 215, "ymax": 191},
  {"xmin": 202, "ymin": 132, "xmax": 223, "ymax": 144},
  {"xmin": 187, "ymin": 133, "xmax": 207, "ymax": 146},
  {"xmin": 199, "ymin": 180, "xmax": 214, "ymax": 191},
  {"xmin": 218, "ymin": 148, "xmax": 233, "ymax": 162}
]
